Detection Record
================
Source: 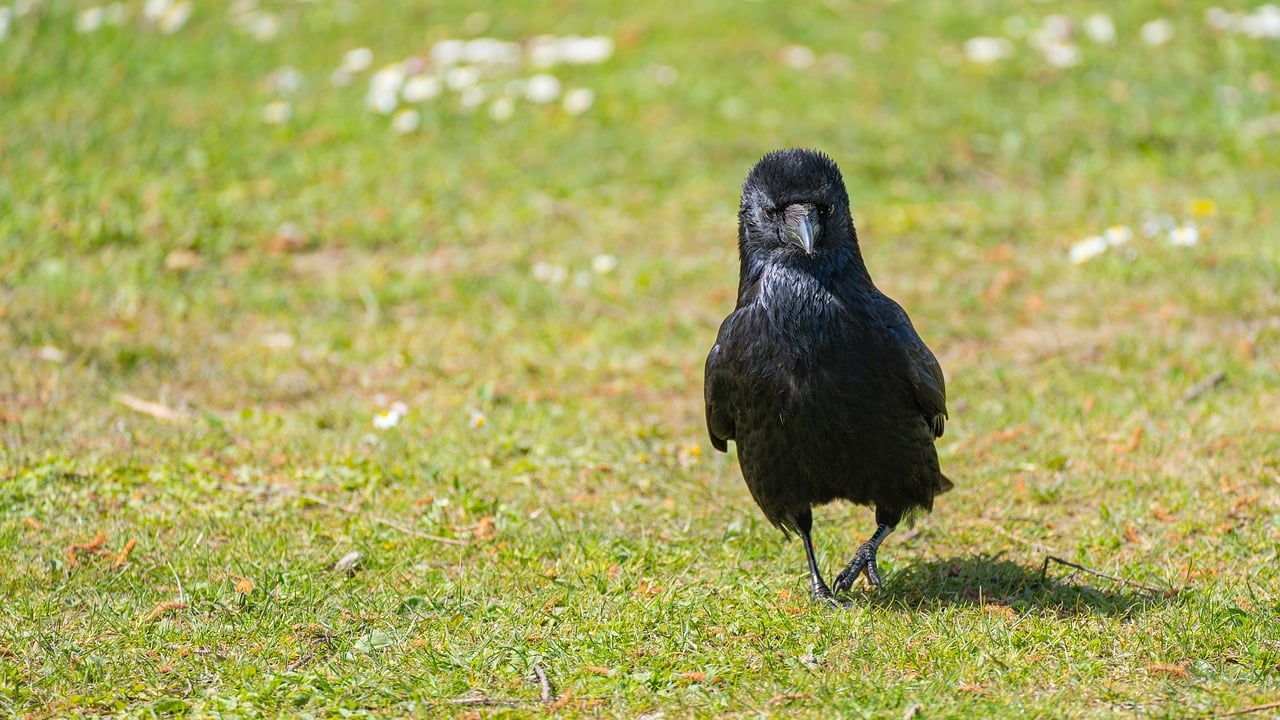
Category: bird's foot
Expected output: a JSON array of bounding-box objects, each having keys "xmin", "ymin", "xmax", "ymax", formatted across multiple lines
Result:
[
  {"xmin": 832, "ymin": 541, "xmax": 882, "ymax": 594},
  {"xmin": 808, "ymin": 578, "xmax": 852, "ymax": 608}
]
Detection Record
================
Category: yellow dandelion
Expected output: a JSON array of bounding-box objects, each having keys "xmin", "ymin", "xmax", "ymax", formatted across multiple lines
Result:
[{"xmin": 1189, "ymin": 198, "xmax": 1218, "ymax": 218}]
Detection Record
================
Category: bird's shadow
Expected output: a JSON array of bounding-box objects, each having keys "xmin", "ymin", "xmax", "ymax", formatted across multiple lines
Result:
[{"xmin": 852, "ymin": 554, "xmax": 1173, "ymax": 617}]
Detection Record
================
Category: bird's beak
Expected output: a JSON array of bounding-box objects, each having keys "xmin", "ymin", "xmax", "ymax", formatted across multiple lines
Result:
[{"xmin": 787, "ymin": 215, "xmax": 818, "ymax": 255}]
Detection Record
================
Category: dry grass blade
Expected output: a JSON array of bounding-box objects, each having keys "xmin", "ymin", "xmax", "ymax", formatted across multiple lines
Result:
[
  {"xmin": 1041, "ymin": 556, "xmax": 1173, "ymax": 597},
  {"xmin": 114, "ymin": 393, "xmax": 195, "ymax": 422}
]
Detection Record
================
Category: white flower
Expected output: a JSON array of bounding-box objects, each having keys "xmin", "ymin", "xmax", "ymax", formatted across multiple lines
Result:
[
  {"xmin": 1103, "ymin": 225, "xmax": 1133, "ymax": 246},
  {"xmin": 391, "ymin": 108, "xmax": 420, "ymax": 134},
  {"xmin": 562, "ymin": 87, "xmax": 594, "ymax": 115},
  {"xmin": 780, "ymin": 44, "xmax": 816, "ymax": 69},
  {"xmin": 591, "ymin": 254, "xmax": 618, "ymax": 274},
  {"xmin": 465, "ymin": 37, "xmax": 519, "ymax": 65},
  {"xmin": 560, "ymin": 35, "xmax": 613, "ymax": 64},
  {"xmin": 527, "ymin": 35, "xmax": 560, "ymax": 68},
  {"xmin": 488, "ymin": 97, "xmax": 515, "ymax": 121},
  {"xmin": 963, "ymin": 36, "xmax": 1013, "ymax": 63},
  {"xmin": 468, "ymin": 409, "xmax": 486, "ymax": 429},
  {"xmin": 1083, "ymin": 13, "xmax": 1116, "ymax": 44},
  {"xmin": 1168, "ymin": 224, "xmax": 1199, "ymax": 246},
  {"xmin": 262, "ymin": 100, "xmax": 291, "ymax": 124},
  {"xmin": 76, "ymin": 6, "xmax": 104, "ymax": 33},
  {"xmin": 157, "ymin": 0, "xmax": 191, "ymax": 33},
  {"xmin": 445, "ymin": 65, "xmax": 480, "ymax": 90},
  {"xmin": 1043, "ymin": 14, "xmax": 1074, "ymax": 42},
  {"xmin": 431, "ymin": 39, "xmax": 466, "ymax": 67},
  {"xmin": 367, "ymin": 65, "xmax": 405, "ymax": 114},
  {"xmin": 390, "ymin": 401, "xmax": 409, "ymax": 416},
  {"xmin": 1141, "ymin": 19, "xmax": 1174, "ymax": 46},
  {"xmin": 245, "ymin": 11, "xmax": 279, "ymax": 42},
  {"xmin": 402, "ymin": 74, "xmax": 441, "ymax": 102},
  {"xmin": 373, "ymin": 410, "xmax": 400, "ymax": 430},
  {"xmin": 1205, "ymin": 7, "xmax": 1235, "ymax": 32},
  {"xmin": 531, "ymin": 261, "xmax": 567, "ymax": 284},
  {"xmin": 342, "ymin": 47, "xmax": 374, "ymax": 73},
  {"xmin": 1042, "ymin": 42, "xmax": 1080, "ymax": 68},
  {"xmin": 0, "ymin": 7, "xmax": 10, "ymax": 42},
  {"xmin": 144, "ymin": 0, "xmax": 170, "ymax": 21},
  {"xmin": 525, "ymin": 73, "xmax": 560, "ymax": 103},
  {"xmin": 1241, "ymin": 5, "xmax": 1280, "ymax": 38},
  {"xmin": 1068, "ymin": 235, "xmax": 1109, "ymax": 264},
  {"xmin": 266, "ymin": 66, "xmax": 303, "ymax": 94}
]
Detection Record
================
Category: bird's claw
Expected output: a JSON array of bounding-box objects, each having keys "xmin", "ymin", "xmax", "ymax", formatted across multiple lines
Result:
[
  {"xmin": 808, "ymin": 580, "xmax": 851, "ymax": 608},
  {"xmin": 832, "ymin": 542, "xmax": 882, "ymax": 594}
]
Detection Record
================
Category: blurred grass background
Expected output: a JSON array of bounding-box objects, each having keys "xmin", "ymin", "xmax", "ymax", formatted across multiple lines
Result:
[{"xmin": 2, "ymin": 0, "xmax": 1279, "ymax": 717}]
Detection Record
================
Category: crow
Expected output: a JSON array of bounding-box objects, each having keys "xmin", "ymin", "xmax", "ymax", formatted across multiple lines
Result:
[{"xmin": 704, "ymin": 148, "xmax": 951, "ymax": 602}]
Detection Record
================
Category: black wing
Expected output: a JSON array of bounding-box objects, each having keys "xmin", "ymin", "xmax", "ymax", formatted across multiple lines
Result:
[
  {"xmin": 703, "ymin": 318, "xmax": 740, "ymax": 453},
  {"xmin": 872, "ymin": 295, "xmax": 948, "ymax": 437}
]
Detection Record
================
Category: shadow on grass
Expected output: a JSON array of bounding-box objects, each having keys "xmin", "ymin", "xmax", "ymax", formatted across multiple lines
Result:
[{"xmin": 868, "ymin": 555, "xmax": 1173, "ymax": 616}]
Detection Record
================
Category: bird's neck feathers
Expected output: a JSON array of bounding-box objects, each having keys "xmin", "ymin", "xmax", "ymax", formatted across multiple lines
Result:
[{"xmin": 736, "ymin": 235, "xmax": 875, "ymax": 305}]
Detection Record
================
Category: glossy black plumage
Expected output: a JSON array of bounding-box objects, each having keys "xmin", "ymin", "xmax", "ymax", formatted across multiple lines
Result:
[{"xmin": 704, "ymin": 148, "xmax": 951, "ymax": 600}]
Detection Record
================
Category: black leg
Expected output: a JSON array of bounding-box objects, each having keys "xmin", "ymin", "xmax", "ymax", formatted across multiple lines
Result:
[
  {"xmin": 832, "ymin": 523, "xmax": 895, "ymax": 593},
  {"xmin": 795, "ymin": 509, "xmax": 838, "ymax": 604}
]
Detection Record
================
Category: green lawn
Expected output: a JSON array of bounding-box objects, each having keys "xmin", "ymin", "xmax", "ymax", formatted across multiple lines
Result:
[{"xmin": 3, "ymin": 0, "xmax": 1279, "ymax": 717}]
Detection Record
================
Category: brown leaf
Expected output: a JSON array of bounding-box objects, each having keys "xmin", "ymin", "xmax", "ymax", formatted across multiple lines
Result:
[
  {"xmin": 473, "ymin": 516, "xmax": 496, "ymax": 540},
  {"xmin": 584, "ymin": 666, "xmax": 614, "ymax": 676},
  {"xmin": 984, "ymin": 604, "xmax": 1016, "ymax": 620},
  {"xmin": 22, "ymin": 517, "xmax": 42, "ymax": 531},
  {"xmin": 679, "ymin": 671, "xmax": 706, "ymax": 683},
  {"xmin": 1148, "ymin": 662, "xmax": 1189, "ymax": 679},
  {"xmin": 632, "ymin": 578, "xmax": 663, "ymax": 597},
  {"xmin": 1118, "ymin": 425, "xmax": 1143, "ymax": 453},
  {"xmin": 234, "ymin": 577, "xmax": 254, "ymax": 595},
  {"xmin": 1124, "ymin": 526, "xmax": 1144, "ymax": 544},
  {"xmin": 548, "ymin": 688, "xmax": 573, "ymax": 712}
]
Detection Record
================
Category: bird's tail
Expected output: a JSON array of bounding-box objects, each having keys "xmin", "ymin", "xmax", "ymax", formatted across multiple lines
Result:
[{"xmin": 936, "ymin": 473, "xmax": 954, "ymax": 494}]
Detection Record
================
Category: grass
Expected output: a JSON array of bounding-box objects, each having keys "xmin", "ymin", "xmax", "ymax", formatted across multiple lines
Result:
[{"xmin": 2, "ymin": 0, "xmax": 1279, "ymax": 717}]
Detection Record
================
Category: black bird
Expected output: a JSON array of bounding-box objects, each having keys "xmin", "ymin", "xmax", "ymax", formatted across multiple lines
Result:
[{"xmin": 704, "ymin": 148, "xmax": 951, "ymax": 602}]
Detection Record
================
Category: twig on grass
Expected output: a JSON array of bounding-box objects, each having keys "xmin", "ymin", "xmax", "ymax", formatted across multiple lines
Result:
[
  {"xmin": 533, "ymin": 663, "xmax": 553, "ymax": 703},
  {"xmin": 443, "ymin": 665, "xmax": 578, "ymax": 710},
  {"xmin": 1041, "ymin": 556, "xmax": 1174, "ymax": 597},
  {"xmin": 1207, "ymin": 700, "xmax": 1280, "ymax": 718},
  {"xmin": 1179, "ymin": 371, "xmax": 1226, "ymax": 405}
]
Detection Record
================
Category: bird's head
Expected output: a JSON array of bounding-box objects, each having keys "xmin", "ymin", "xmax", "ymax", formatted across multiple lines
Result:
[{"xmin": 738, "ymin": 148, "xmax": 853, "ymax": 260}]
